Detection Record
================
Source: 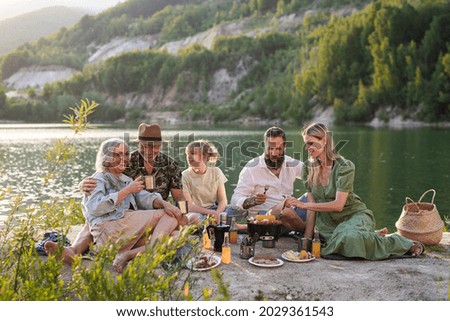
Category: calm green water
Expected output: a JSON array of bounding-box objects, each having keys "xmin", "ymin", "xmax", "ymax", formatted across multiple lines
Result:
[{"xmin": 0, "ymin": 124, "xmax": 448, "ymax": 231}]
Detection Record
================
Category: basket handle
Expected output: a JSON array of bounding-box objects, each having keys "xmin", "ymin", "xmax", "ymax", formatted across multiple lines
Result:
[
  {"xmin": 418, "ymin": 189, "xmax": 436, "ymax": 204},
  {"xmin": 405, "ymin": 197, "xmax": 420, "ymax": 212}
]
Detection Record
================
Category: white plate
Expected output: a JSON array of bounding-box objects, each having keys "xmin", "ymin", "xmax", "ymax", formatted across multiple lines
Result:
[
  {"xmin": 248, "ymin": 257, "xmax": 284, "ymax": 268},
  {"xmin": 186, "ymin": 255, "xmax": 221, "ymax": 271},
  {"xmin": 281, "ymin": 252, "xmax": 316, "ymax": 263}
]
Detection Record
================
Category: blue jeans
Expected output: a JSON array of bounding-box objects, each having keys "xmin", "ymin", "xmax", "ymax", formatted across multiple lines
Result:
[{"xmin": 294, "ymin": 193, "xmax": 308, "ymax": 222}]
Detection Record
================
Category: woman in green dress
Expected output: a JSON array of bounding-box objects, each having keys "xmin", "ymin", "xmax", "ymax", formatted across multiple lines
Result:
[{"xmin": 285, "ymin": 123, "xmax": 424, "ymax": 260}]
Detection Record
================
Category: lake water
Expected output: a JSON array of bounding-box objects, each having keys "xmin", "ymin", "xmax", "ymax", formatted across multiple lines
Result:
[{"xmin": 0, "ymin": 123, "xmax": 448, "ymax": 231}]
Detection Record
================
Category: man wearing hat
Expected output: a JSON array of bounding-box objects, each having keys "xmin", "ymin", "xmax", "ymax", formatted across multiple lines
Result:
[
  {"xmin": 126, "ymin": 123, "xmax": 185, "ymax": 202},
  {"xmin": 46, "ymin": 123, "xmax": 189, "ymax": 264}
]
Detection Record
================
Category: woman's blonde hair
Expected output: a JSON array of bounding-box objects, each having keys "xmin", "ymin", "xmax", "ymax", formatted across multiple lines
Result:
[
  {"xmin": 302, "ymin": 123, "xmax": 340, "ymax": 187},
  {"xmin": 186, "ymin": 140, "xmax": 219, "ymax": 165}
]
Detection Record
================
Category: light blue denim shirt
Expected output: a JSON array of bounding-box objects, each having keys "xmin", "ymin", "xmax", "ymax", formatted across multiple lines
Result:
[{"xmin": 82, "ymin": 171, "xmax": 163, "ymax": 227}]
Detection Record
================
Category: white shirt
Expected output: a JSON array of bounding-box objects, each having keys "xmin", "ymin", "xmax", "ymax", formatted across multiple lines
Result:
[{"xmin": 230, "ymin": 155, "xmax": 303, "ymax": 217}]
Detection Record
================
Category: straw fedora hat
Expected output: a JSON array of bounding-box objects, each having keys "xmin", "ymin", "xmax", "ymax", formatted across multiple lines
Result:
[{"xmin": 134, "ymin": 123, "xmax": 165, "ymax": 144}]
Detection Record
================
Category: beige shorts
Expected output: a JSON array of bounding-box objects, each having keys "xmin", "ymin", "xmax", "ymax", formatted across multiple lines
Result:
[{"xmin": 91, "ymin": 209, "xmax": 164, "ymax": 253}]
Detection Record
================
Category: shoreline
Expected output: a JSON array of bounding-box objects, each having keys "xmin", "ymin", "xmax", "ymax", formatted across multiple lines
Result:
[{"xmin": 1, "ymin": 118, "xmax": 449, "ymax": 129}]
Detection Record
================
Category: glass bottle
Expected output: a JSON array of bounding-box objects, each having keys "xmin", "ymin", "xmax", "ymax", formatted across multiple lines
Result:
[
  {"xmin": 202, "ymin": 226, "xmax": 211, "ymax": 250},
  {"xmin": 229, "ymin": 217, "xmax": 238, "ymax": 244},
  {"xmin": 312, "ymin": 227, "xmax": 321, "ymax": 258},
  {"xmin": 221, "ymin": 232, "xmax": 231, "ymax": 264}
]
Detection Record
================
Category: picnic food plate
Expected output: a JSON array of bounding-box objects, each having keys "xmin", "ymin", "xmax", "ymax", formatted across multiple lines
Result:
[
  {"xmin": 187, "ymin": 255, "xmax": 221, "ymax": 271},
  {"xmin": 281, "ymin": 250, "xmax": 315, "ymax": 263},
  {"xmin": 248, "ymin": 256, "xmax": 284, "ymax": 268}
]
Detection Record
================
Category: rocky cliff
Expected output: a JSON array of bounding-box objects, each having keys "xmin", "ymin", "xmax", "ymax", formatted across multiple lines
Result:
[{"xmin": 4, "ymin": 12, "xmax": 311, "ymax": 107}]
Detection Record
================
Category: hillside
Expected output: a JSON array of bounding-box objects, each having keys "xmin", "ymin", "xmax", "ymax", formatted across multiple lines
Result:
[
  {"xmin": 0, "ymin": 6, "xmax": 90, "ymax": 55},
  {"xmin": 0, "ymin": 0, "xmax": 448, "ymax": 125}
]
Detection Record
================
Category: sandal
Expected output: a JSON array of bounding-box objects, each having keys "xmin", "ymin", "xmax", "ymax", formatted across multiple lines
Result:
[
  {"xmin": 34, "ymin": 231, "xmax": 71, "ymax": 256},
  {"xmin": 410, "ymin": 241, "xmax": 425, "ymax": 257}
]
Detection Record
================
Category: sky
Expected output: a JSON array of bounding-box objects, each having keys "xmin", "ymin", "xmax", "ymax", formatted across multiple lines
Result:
[{"xmin": 0, "ymin": 0, "xmax": 125, "ymax": 21}]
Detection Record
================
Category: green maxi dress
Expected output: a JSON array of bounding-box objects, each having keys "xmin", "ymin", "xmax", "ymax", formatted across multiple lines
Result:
[{"xmin": 301, "ymin": 157, "xmax": 413, "ymax": 260}]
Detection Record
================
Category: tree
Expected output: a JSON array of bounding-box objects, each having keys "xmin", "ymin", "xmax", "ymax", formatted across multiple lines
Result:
[
  {"xmin": 276, "ymin": 0, "xmax": 285, "ymax": 16},
  {"xmin": 406, "ymin": 66, "xmax": 424, "ymax": 106},
  {"xmin": 421, "ymin": 14, "xmax": 450, "ymax": 75},
  {"xmin": 1, "ymin": 50, "xmax": 30, "ymax": 79},
  {"xmin": 442, "ymin": 52, "xmax": 450, "ymax": 77},
  {"xmin": 27, "ymin": 88, "xmax": 37, "ymax": 99},
  {"xmin": 249, "ymin": 0, "xmax": 258, "ymax": 14},
  {"xmin": 161, "ymin": 15, "xmax": 195, "ymax": 42},
  {"xmin": 159, "ymin": 61, "xmax": 176, "ymax": 89},
  {"xmin": 422, "ymin": 57, "xmax": 450, "ymax": 121},
  {"xmin": 257, "ymin": 0, "xmax": 277, "ymax": 13},
  {"xmin": 0, "ymin": 84, "xmax": 6, "ymax": 117}
]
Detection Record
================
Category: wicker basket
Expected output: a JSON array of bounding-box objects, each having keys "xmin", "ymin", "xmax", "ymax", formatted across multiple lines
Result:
[{"xmin": 395, "ymin": 189, "xmax": 444, "ymax": 245}]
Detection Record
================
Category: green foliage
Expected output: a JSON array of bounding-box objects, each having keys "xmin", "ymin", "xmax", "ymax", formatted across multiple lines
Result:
[
  {"xmin": 1, "ymin": 50, "xmax": 30, "ymax": 79},
  {"xmin": 0, "ymin": 83, "xmax": 6, "ymax": 117},
  {"xmin": 69, "ymin": 228, "xmax": 191, "ymax": 301},
  {"xmin": 376, "ymin": 110, "xmax": 389, "ymax": 124},
  {"xmin": 256, "ymin": 0, "xmax": 278, "ymax": 13},
  {"xmin": 63, "ymin": 98, "xmax": 98, "ymax": 134},
  {"xmin": 1, "ymin": 99, "xmax": 54, "ymax": 123},
  {"xmin": 295, "ymin": 0, "xmax": 450, "ymax": 122},
  {"xmin": 0, "ymin": 0, "xmax": 449, "ymax": 124},
  {"xmin": 333, "ymin": 98, "xmax": 348, "ymax": 124},
  {"xmin": 26, "ymin": 87, "xmax": 36, "ymax": 98},
  {"xmin": 0, "ymin": 99, "xmax": 98, "ymax": 300},
  {"xmin": 182, "ymin": 103, "xmax": 218, "ymax": 122},
  {"xmin": 126, "ymin": 106, "xmax": 144, "ymax": 124},
  {"xmin": 420, "ymin": 56, "xmax": 450, "ymax": 121}
]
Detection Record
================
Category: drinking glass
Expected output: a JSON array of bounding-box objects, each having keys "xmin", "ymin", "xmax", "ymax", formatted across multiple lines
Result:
[
  {"xmin": 144, "ymin": 175, "xmax": 154, "ymax": 189},
  {"xmin": 177, "ymin": 200, "xmax": 189, "ymax": 214}
]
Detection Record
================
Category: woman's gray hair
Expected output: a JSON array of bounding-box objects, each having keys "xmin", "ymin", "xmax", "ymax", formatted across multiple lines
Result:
[{"xmin": 95, "ymin": 138, "xmax": 128, "ymax": 172}]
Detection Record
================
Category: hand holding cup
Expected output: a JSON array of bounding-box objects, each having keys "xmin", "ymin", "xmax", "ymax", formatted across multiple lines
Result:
[
  {"xmin": 126, "ymin": 176, "xmax": 145, "ymax": 194},
  {"xmin": 176, "ymin": 200, "xmax": 189, "ymax": 215},
  {"xmin": 144, "ymin": 175, "xmax": 155, "ymax": 190}
]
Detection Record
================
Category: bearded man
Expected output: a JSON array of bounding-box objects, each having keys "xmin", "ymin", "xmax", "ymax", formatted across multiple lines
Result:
[{"xmin": 230, "ymin": 126, "xmax": 310, "ymax": 232}]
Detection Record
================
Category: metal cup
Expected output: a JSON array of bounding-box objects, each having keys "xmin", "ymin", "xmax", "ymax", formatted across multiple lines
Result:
[
  {"xmin": 177, "ymin": 200, "xmax": 189, "ymax": 214},
  {"xmin": 298, "ymin": 237, "xmax": 311, "ymax": 252},
  {"xmin": 219, "ymin": 212, "xmax": 228, "ymax": 225},
  {"xmin": 144, "ymin": 175, "xmax": 154, "ymax": 189},
  {"xmin": 239, "ymin": 243, "xmax": 255, "ymax": 259},
  {"xmin": 261, "ymin": 235, "xmax": 275, "ymax": 248}
]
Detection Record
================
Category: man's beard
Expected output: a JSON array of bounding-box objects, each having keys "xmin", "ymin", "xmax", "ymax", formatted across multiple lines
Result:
[{"xmin": 264, "ymin": 154, "xmax": 285, "ymax": 169}]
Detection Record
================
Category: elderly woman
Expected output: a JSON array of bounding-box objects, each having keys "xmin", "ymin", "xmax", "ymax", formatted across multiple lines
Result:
[
  {"xmin": 46, "ymin": 138, "xmax": 185, "ymax": 273},
  {"xmin": 285, "ymin": 123, "xmax": 424, "ymax": 260}
]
